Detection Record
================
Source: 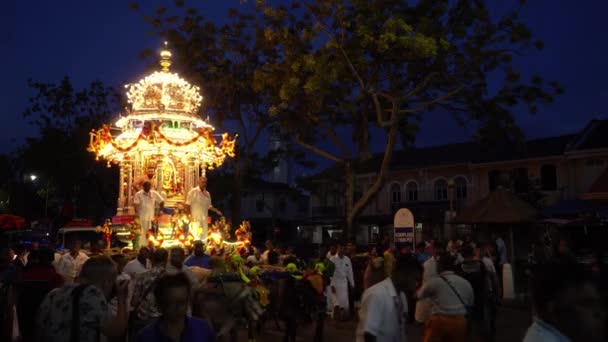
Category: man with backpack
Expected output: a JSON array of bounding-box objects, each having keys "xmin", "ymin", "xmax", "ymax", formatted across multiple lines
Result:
[
  {"xmin": 458, "ymin": 244, "xmax": 497, "ymax": 342},
  {"xmin": 36, "ymin": 256, "xmax": 129, "ymax": 342}
]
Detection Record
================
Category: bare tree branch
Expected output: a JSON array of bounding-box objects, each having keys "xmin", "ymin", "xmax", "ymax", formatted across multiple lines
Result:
[
  {"xmin": 402, "ymin": 72, "xmax": 439, "ymax": 100},
  {"xmin": 349, "ymin": 115, "xmax": 399, "ymax": 220},
  {"xmin": 400, "ymin": 88, "xmax": 462, "ymax": 113},
  {"xmin": 303, "ymin": 112, "xmax": 351, "ymax": 158},
  {"xmin": 295, "ymin": 135, "xmax": 345, "ymax": 164}
]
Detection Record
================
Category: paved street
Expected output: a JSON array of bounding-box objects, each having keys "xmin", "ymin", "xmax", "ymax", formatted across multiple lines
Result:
[{"xmin": 249, "ymin": 305, "xmax": 532, "ymax": 341}]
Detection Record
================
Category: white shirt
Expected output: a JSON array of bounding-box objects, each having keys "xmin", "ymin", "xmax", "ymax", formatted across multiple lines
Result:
[
  {"xmin": 422, "ymin": 256, "xmax": 438, "ymax": 282},
  {"xmin": 247, "ymin": 255, "xmax": 262, "ymax": 265},
  {"xmin": 356, "ymin": 277, "xmax": 407, "ymax": 342},
  {"xmin": 133, "ymin": 190, "xmax": 164, "ymax": 220},
  {"xmin": 481, "ymin": 257, "xmax": 496, "ymax": 273},
  {"xmin": 330, "ymin": 255, "xmax": 354, "ymax": 286},
  {"xmin": 417, "ymin": 271, "xmax": 474, "ymax": 316},
  {"xmin": 123, "ymin": 258, "xmax": 150, "ymax": 278},
  {"xmin": 186, "ymin": 187, "xmax": 212, "ymax": 222},
  {"xmin": 523, "ymin": 318, "xmax": 572, "ymax": 342},
  {"xmin": 57, "ymin": 251, "xmax": 89, "ymax": 282}
]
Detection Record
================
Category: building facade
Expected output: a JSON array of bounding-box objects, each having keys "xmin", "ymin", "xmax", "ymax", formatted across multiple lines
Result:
[{"xmin": 308, "ymin": 120, "xmax": 608, "ymax": 244}]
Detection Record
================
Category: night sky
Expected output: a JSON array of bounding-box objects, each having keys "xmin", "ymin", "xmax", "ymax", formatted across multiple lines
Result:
[{"xmin": 3, "ymin": 1, "xmax": 608, "ymax": 161}]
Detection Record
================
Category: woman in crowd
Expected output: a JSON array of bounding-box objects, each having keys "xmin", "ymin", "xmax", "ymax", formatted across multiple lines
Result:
[{"xmin": 137, "ymin": 273, "xmax": 215, "ymax": 342}]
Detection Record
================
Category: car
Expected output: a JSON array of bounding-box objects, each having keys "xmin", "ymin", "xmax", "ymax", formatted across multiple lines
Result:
[
  {"xmin": 55, "ymin": 226, "xmax": 128, "ymax": 252},
  {"xmin": 0, "ymin": 228, "xmax": 50, "ymax": 249}
]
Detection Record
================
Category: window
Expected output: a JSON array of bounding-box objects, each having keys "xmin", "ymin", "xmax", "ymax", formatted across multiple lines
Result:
[
  {"xmin": 390, "ymin": 183, "xmax": 401, "ymax": 205},
  {"xmin": 256, "ymin": 194, "xmax": 265, "ymax": 213},
  {"xmin": 434, "ymin": 179, "xmax": 448, "ymax": 201},
  {"xmin": 406, "ymin": 181, "xmax": 418, "ymax": 201},
  {"xmin": 454, "ymin": 177, "xmax": 467, "ymax": 200},
  {"xmin": 541, "ymin": 164, "xmax": 557, "ymax": 191},
  {"xmin": 511, "ymin": 168, "xmax": 529, "ymax": 193},
  {"xmin": 488, "ymin": 170, "xmax": 501, "ymax": 192}
]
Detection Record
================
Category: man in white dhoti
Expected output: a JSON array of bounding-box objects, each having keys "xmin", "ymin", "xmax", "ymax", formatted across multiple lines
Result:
[
  {"xmin": 185, "ymin": 176, "xmax": 222, "ymax": 240},
  {"xmin": 133, "ymin": 181, "xmax": 164, "ymax": 248},
  {"xmin": 330, "ymin": 243, "xmax": 354, "ymax": 320}
]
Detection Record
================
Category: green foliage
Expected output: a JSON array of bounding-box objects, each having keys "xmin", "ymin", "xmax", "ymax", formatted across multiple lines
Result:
[
  {"xmin": 134, "ymin": 0, "xmax": 560, "ymax": 234},
  {"xmin": 18, "ymin": 78, "xmax": 122, "ymax": 219}
]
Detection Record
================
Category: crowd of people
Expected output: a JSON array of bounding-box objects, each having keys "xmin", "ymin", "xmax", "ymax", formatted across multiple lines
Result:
[{"xmin": 0, "ymin": 232, "xmax": 605, "ymax": 342}]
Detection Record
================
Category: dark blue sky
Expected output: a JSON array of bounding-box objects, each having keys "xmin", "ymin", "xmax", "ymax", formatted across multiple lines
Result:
[{"xmin": 2, "ymin": 0, "xmax": 608, "ymax": 158}]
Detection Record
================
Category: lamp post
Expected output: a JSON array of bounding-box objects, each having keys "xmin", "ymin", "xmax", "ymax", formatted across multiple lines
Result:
[{"xmin": 28, "ymin": 173, "xmax": 49, "ymax": 219}]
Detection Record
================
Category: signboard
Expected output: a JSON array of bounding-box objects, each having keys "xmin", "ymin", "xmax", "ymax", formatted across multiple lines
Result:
[{"xmin": 394, "ymin": 208, "xmax": 415, "ymax": 250}]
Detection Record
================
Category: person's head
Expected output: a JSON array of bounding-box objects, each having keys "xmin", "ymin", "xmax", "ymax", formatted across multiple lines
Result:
[
  {"xmin": 193, "ymin": 240, "xmax": 205, "ymax": 256},
  {"xmin": 170, "ymin": 246, "xmax": 186, "ymax": 268},
  {"xmin": 265, "ymin": 240, "xmax": 274, "ymax": 251},
  {"xmin": 142, "ymin": 180, "xmax": 151, "ymax": 193},
  {"xmin": 399, "ymin": 245, "xmax": 412, "ymax": 256},
  {"xmin": 0, "ymin": 248, "xmax": 12, "ymax": 266},
  {"xmin": 68, "ymin": 239, "xmax": 82, "ymax": 255},
  {"xmin": 137, "ymin": 247, "xmax": 150, "ymax": 264},
  {"xmin": 416, "ymin": 242, "xmax": 426, "ymax": 253},
  {"xmin": 461, "ymin": 244, "xmax": 475, "ymax": 260},
  {"xmin": 14, "ymin": 244, "xmax": 27, "ymax": 258},
  {"xmin": 154, "ymin": 273, "xmax": 192, "ymax": 321},
  {"xmin": 79, "ymin": 256, "xmax": 118, "ymax": 299},
  {"xmin": 31, "ymin": 241, "xmax": 40, "ymax": 251},
  {"xmin": 267, "ymin": 250, "xmax": 279, "ymax": 265},
  {"xmin": 346, "ymin": 242, "xmax": 355, "ymax": 254},
  {"xmin": 253, "ymin": 247, "xmax": 261, "ymax": 258},
  {"xmin": 437, "ymin": 252, "xmax": 456, "ymax": 273},
  {"xmin": 432, "ymin": 241, "xmax": 445, "ymax": 257},
  {"xmin": 198, "ymin": 176, "xmax": 207, "ymax": 190},
  {"xmin": 370, "ymin": 246, "xmax": 378, "ymax": 257},
  {"xmin": 337, "ymin": 243, "xmax": 345, "ymax": 257},
  {"xmin": 530, "ymin": 264, "xmax": 605, "ymax": 342},
  {"xmin": 286, "ymin": 246, "xmax": 294, "ymax": 255},
  {"xmin": 111, "ymin": 254, "xmax": 127, "ymax": 274},
  {"xmin": 328, "ymin": 244, "xmax": 337, "ymax": 256},
  {"xmin": 152, "ymin": 248, "xmax": 169, "ymax": 267}
]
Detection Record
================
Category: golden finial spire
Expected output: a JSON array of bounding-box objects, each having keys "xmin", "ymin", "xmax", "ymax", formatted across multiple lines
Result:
[{"xmin": 159, "ymin": 41, "xmax": 172, "ymax": 72}]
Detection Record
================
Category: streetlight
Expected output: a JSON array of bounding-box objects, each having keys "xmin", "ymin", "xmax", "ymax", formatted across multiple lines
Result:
[{"xmin": 27, "ymin": 173, "xmax": 49, "ymax": 218}]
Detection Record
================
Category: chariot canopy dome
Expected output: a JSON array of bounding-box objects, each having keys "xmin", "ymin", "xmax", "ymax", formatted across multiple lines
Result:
[
  {"xmin": 88, "ymin": 42, "xmax": 236, "ymax": 211},
  {"xmin": 88, "ymin": 42, "xmax": 236, "ymax": 168}
]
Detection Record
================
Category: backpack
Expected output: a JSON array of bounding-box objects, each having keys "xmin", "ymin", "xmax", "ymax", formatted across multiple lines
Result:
[{"xmin": 457, "ymin": 260, "xmax": 487, "ymax": 319}]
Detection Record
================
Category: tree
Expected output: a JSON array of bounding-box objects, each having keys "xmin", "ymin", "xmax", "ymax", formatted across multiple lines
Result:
[
  {"xmin": 132, "ymin": 1, "xmax": 314, "ymax": 223},
  {"xmin": 249, "ymin": 0, "xmax": 561, "ymax": 237},
  {"xmin": 19, "ymin": 77, "xmax": 122, "ymax": 221}
]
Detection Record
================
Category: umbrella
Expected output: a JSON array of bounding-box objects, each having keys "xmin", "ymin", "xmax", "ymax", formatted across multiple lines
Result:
[
  {"xmin": 450, "ymin": 189, "xmax": 538, "ymax": 273},
  {"xmin": 0, "ymin": 214, "xmax": 27, "ymax": 230},
  {"xmin": 451, "ymin": 189, "xmax": 538, "ymax": 224}
]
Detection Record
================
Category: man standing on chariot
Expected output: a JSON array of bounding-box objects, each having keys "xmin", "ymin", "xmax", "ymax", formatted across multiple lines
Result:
[{"xmin": 186, "ymin": 176, "xmax": 223, "ymax": 240}]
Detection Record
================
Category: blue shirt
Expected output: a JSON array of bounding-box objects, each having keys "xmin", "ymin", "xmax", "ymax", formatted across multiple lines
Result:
[
  {"xmin": 137, "ymin": 316, "xmax": 215, "ymax": 342},
  {"xmin": 523, "ymin": 319, "xmax": 571, "ymax": 342},
  {"xmin": 184, "ymin": 254, "xmax": 211, "ymax": 269}
]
